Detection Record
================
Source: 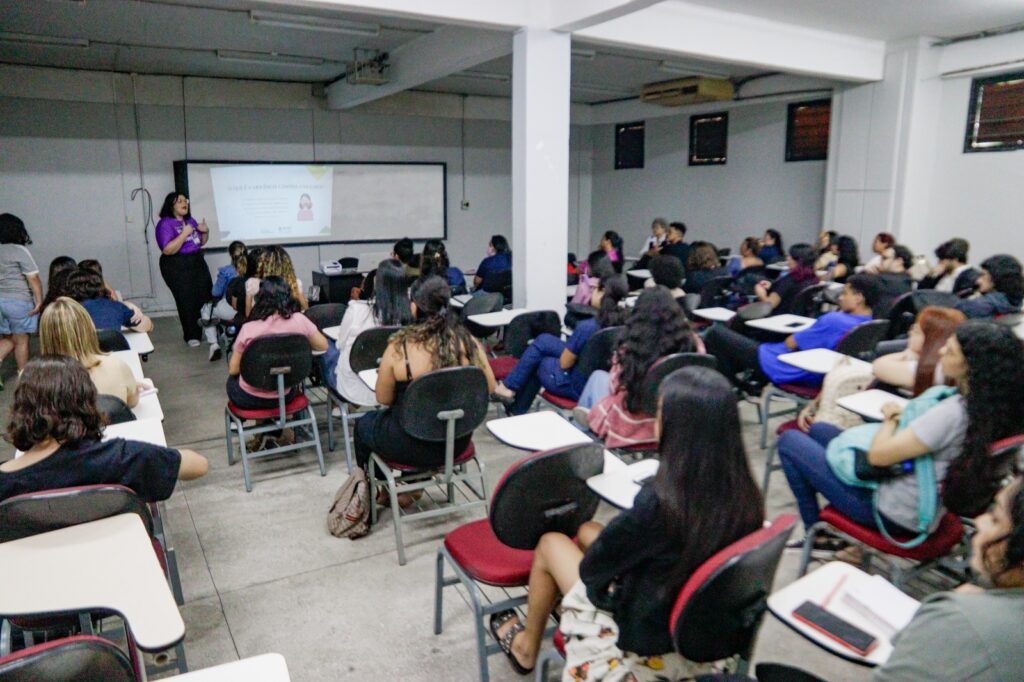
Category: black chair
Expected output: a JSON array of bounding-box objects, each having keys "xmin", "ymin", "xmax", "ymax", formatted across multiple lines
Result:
[
  {"xmin": 339, "ymin": 257, "xmax": 359, "ymax": 270},
  {"xmin": 886, "ymin": 290, "xmax": 958, "ymax": 338},
  {"xmin": 0, "ymin": 635, "xmax": 136, "ymax": 682},
  {"xmin": 461, "ymin": 292, "xmax": 504, "ymax": 340},
  {"xmin": 96, "ymin": 329, "xmax": 130, "ymax": 352},
  {"xmin": 835, "ymin": 319, "xmax": 890, "ymax": 361},
  {"xmin": 728, "ymin": 301, "xmax": 774, "ymax": 333},
  {"xmin": 223, "ymin": 333, "xmax": 325, "ymax": 492},
  {"xmin": 698, "ymin": 275, "xmax": 734, "ymax": 308},
  {"xmin": 787, "ymin": 282, "xmax": 831, "ymax": 318},
  {"xmin": 96, "ymin": 395, "xmax": 136, "ymax": 425},
  {"xmin": 639, "ymin": 354, "xmax": 719, "ymax": 416},
  {"xmin": 875, "ymin": 337, "xmax": 908, "ymax": 357},
  {"xmin": 303, "ymin": 303, "xmax": 346, "ymax": 331},
  {"xmin": 367, "ymin": 366, "xmax": 490, "ymax": 565},
  {"xmin": 681, "ymin": 293, "xmax": 702, "ymax": 322},
  {"xmin": 488, "ymin": 311, "xmax": 561, "ymax": 381},
  {"xmin": 435, "ymin": 442, "xmax": 604, "ymax": 681},
  {"xmin": 539, "ymin": 326, "xmax": 623, "ymax": 411},
  {"xmin": 481, "ymin": 269, "xmax": 512, "ymax": 298}
]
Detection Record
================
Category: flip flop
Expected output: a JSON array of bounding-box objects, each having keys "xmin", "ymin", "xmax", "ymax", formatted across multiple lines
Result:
[{"xmin": 489, "ymin": 610, "xmax": 533, "ymax": 675}]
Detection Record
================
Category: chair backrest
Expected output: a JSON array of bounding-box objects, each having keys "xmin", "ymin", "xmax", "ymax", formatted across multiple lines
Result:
[
  {"xmin": 96, "ymin": 329, "xmax": 130, "ymax": 352},
  {"xmin": 836, "ymin": 319, "xmax": 891, "ymax": 360},
  {"xmin": 638, "ymin": 353, "xmax": 718, "ymax": 416},
  {"xmin": 304, "ymin": 303, "xmax": 347, "ymax": 330},
  {"xmin": 481, "ymin": 269, "xmax": 512, "ymax": 297},
  {"xmin": 574, "ymin": 325, "xmax": 623, "ymax": 380},
  {"xmin": 887, "ymin": 290, "xmax": 959, "ymax": 338},
  {"xmin": 489, "ymin": 442, "xmax": 605, "ymax": 550},
  {"xmin": 875, "ymin": 337, "xmax": 908, "ymax": 357},
  {"xmin": 461, "ymin": 291, "xmax": 503, "ymax": 319},
  {"xmin": 787, "ymin": 282, "xmax": 830, "ymax": 317},
  {"xmin": 698, "ymin": 275, "xmax": 734, "ymax": 308},
  {"xmin": 681, "ymin": 293, "xmax": 702, "ymax": 320},
  {"xmin": 669, "ymin": 514, "xmax": 797, "ymax": 662},
  {"xmin": 0, "ymin": 484, "xmax": 154, "ymax": 544},
  {"xmin": 0, "ymin": 635, "xmax": 136, "ymax": 682},
  {"xmin": 349, "ymin": 326, "xmax": 400, "ymax": 372},
  {"xmin": 238, "ymin": 333, "xmax": 312, "ymax": 392},
  {"xmin": 96, "ymin": 394, "xmax": 136, "ymax": 425},
  {"xmin": 728, "ymin": 301, "xmax": 773, "ymax": 331},
  {"xmin": 398, "ymin": 366, "xmax": 489, "ymax": 442},
  {"xmin": 503, "ymin": 311, "xmax": 562, "ymax": 358},
  {"xmin": 339, "ymin": 257, "xmax": 359, "ymax": 269},
  {"xmin": 990, "ymin": 433, "xmax": 1024, "ymax": 459}
]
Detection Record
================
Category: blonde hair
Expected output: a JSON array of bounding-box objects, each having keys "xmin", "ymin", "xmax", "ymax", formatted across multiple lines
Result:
[
  {"xmin": 254, "ymin": 246, "xmax": 302, "ymax": 302},
  {"xmin": 39, "ymin": 297, "xmax": 103, "ymax": 369}
]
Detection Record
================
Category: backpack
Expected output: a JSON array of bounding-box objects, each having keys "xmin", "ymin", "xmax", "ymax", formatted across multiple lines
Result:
[{"xmin": 327, "ymin": 468, "xmax": 371, "ymax": 539}]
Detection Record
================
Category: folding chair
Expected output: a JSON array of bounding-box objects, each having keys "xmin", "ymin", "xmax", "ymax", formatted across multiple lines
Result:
[
  {"xmin": 786, "ymin": 282, "xmax": 830, "ymax": 318},
  {"xmin": 488, "ymin": 311, "xmax": 561, "ymax": 382},
  {"xmin": 96, "ymin": 395, "xmax": 136, "ymax": 425},
  {"xmin": 0, "ymin": 635, "xmax": 136, "ymax": 682},
  {"xmin": 462, "ymin": 292, "xmax": 505, "ymax": 341},
  {"xmin": 303, "ymin": 303, "xmax": 347, "ymax": 331},
  {"xmin": 223, "ymin": 333, "xmax": 326, "ymax": 492},
  {"xmin": 96, "ymin": 329, "xmax": 130, "ymax": 352},
  {"xmin": 435, "ymin": 442, "xmax": 604, "ymax": 682},
  {"xmin": 367, "ymin": 366, "xmax": 491, "ymax": 565},
  {"xmin": 539, "ymin": 326, "xmax": 623, "ymax": 413},
  {"xmin": 698, "ymin": 275, "xmax": 735, "ymax": 309}
]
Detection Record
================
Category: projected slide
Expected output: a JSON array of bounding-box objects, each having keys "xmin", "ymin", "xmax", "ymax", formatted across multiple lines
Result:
[{"xmin": 209, "ymin": 165, "xmax": 333, "ymax": 241}]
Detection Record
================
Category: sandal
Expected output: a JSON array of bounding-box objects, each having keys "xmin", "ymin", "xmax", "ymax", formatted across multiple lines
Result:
[{"xmin": 489, "ymin": 610, "xmax": 533, "ymax": 675}]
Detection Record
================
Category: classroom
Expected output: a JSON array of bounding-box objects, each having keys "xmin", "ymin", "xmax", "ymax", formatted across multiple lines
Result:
[{"xmin": 1, "ymin": 1, "xmax": 1023, "ymax": 680}]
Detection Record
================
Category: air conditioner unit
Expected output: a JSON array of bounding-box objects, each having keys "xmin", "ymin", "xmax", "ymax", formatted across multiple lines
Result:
[{"xmin": 640, "ymin": 77, "xmax": 734, "ymax": 107}]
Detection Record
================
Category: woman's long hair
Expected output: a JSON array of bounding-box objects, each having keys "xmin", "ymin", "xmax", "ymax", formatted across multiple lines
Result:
[
  {"xmin": 835, "ymin": 236, "xmax": 860, "ymax": 271},
  {"xmin": 942, "ymin": 321, "xmax": 1024, "ymax": 517},
  {"xmin": 248, "ymin": 276, "xmax": 300, "ymax": 322},
  {"xmin": 603, "ymin": 230, "xmax": 624, "ymax": 263},
  {"xmin": 393, "ymin": 276, "xmax": 484, "ymax": 371},
  {"xmin": 596, "ymin": 274, "xmax": 629, "ymax": 328},
  {"xmin": 158, "ymin": 192, "xmax": 189, "ymax": 219},
  {"xmin": 490, "ymin": 235, "xmax": 511, "ymax": 255},
  {"xmin": 787, "ymin": 243, "xmax": 818, "ymax": 283},
  {"xmin": 373, "ymin": 259, "xmax": 413, "ymax": 326},
  {"xmin": 912, "ymin": 306, "xmax": 966, "ymax": 396},
  {"xmin": 6, "ymin": 355, "xmax": 103, "ymax": 452},
  {"xmin": 978, "ymin": 478, "xmax": 1024, "ymax": 586},
  {"xmin": 0, "ymin": 213, "xmax": 32, "ymax": 245},
  {"xmin": 42, "ymin": 257, "xmax": 78, "ymax": 311},
  {"xmin": 228, "ymin": 241, "xmax": 248, "ymax": 277},
  {"xmin": 765, "ymin": 229, "xmax": 784, "ymax": 254},
  {"xmin": 66, "ymin": 268, "xmax": 109, "ymax": 301},
  {"xmin": 654, "ymin": 367, "xmax": 764, "ymax": 596},
  {"xmin": 39, "ymin": 297, "xmax": 104, "ymax": 370},
  {"xmin": 981, "ymin": 254, "xmax": 1024, "ymax": 308},
  {"xmin": 419, "ymin": 239, "xmax": 450, "ymax": 281},
  {"xmin": 254, "ymin": 245, "xmax": 303, "ymax": 303},
  {"xmin": 617, "ymin": 287, "xmax": 698, "ymax": 413}
]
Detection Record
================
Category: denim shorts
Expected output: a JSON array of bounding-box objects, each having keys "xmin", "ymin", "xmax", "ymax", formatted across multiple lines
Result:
[{"xmin": 0, "ymin": 298, "xmax": 38, "ymax": 335}]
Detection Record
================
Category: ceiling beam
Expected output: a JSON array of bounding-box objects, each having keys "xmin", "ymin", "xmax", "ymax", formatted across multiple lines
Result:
[
  {"xmin": 278, "ymin": 0, "xmax": 530, "ymax": 30},
  {"xmin": 326, "ymin": 26, "xmax": 512, "ymax": 109},
  {"xmin": 548, "ymin": 0, "xmax": 665, "ymax": 33}
]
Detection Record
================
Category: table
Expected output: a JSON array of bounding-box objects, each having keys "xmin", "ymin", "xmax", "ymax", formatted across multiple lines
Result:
[
  {"xmin": 486, "ymin": 411, "xmax": 593, "ymax": 451},
  {"xmin": 767, "ymin": 262, "xmax": 790, "ymax": 272},
  {"xmin": 171, "ymin": 653, "xmax": 291, "ymax": 681},
  {"xmin": 768, "ymin": 562, "xmax": 904, "ymax": 667},
  {"xmin": 566, "ymin": 284, "xmax": 577, "ymax": 298},
  {"xmin": 746, "ymin": 314, "xmax": 816, "ymax": 334},
  {"xmin": 358, "ymin": 368, "xmax": 378, "ymax": 390},
  {"xmin": 837, "ymin": 389, "xmax": 909, "ymax": 422},
  {"xmin": 0, "ymin": 514, "xmax": 184, "ymax": 652},
  {"xmin": 104, "ymin": 418, "xmax": 168, "ymax": 447},
  {"xmin": 122, "ymin": 330, "xmax": 155, "ymax": 355},
  {"xmin": 322, "ymin": 325, "xmax": 341, "ymax": 341},
  {"xmin": 586, "ymin": 458, "xmax": 659, "ymax": 509},
  {"xmin": 132, "ymin": 393, "xmax": 164, "ymax": 422},
  {"xmin": 693, "ymin": 307, "xmax": 736, "ymax": 322},
  {"xmin": 450, "ymin": 293, "xmax": 473, "ymax": 309},
  {"xmin": 111, "ymin": 350, "xmax": 146, "ymax": 381},
  {"xmin": 780, "ymin": 349, "xmax": 871, "ymax": 375},
  {"xmin": 468, "ymin": 307, "xmax": 529, "ymax": 329}
]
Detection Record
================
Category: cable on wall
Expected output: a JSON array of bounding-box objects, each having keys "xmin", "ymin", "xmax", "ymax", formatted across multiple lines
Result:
[
  {"xmin": 460, "ymin": 94, "xmax": 468, "ymax": 209},
  {"xmin": 129, "ymin": 73, "xmax": 157, "ymax": 296}
]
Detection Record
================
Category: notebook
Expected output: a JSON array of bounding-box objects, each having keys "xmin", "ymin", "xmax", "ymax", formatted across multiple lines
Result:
[{"xmin": 840, "ymin": 574, "xmax": 920, "ymax": 639}]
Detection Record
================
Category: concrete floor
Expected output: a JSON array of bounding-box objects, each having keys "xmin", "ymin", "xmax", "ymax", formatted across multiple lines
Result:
[{"xmin": 0, "ymin": 322, "xmax": 877, "ymax": 682}]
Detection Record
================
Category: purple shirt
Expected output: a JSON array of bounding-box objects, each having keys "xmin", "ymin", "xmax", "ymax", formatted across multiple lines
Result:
[{"xmin": 155, "ymin": 217, "xmax": 202, "ymax": 255}]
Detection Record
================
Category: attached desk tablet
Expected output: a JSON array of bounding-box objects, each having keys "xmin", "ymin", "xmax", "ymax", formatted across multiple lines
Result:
[
  {"xmin": 122, "ymin": 330, "xmax": 155, "ymax": 355},
  {"xmin": 837, "ymin": 390, "xmax": 909, "ymax": 422},
  {"xmin": 131, "ymin": 393, "xmax": 165, "ymax": 422},
  {"xmin": 586, "ymin": 458, "xmax": 659, "ymax": 509},
  {"xmin": 626, "ymin": 269, "xmax": 651, "ymax": 280},
  {"xmin": 768, "ymin": 562, "xmax": 902, "ymax": 667},
  {"xmin": 322, "ymin": 325, "xmax": 341, "ymax": 341},
  {"xmin": 566, "ymin": 284, "xmax": 577, "ymax": 298},
  {"xmin": 693, "ymin": 307, "xmax": 736, "ymax": 323},
  {"xmin": 111, "ymin": 350, "xmax": 146, "ymax": 381},
  {"xmin": 171, "ymin": 653, "xmax": 291, "ymax": 681},
  {"xmin": 104, "ymin": 418, "xmax": 168, "ymax": 447},
  {"xmin": 358, "ymin": 368, "xmax": 378, "ymax": 391},
  {"xmin": 767, "ymin": 263, "xmax": 790, "ymax": 272},
  {"xmin": 746, "ymin": 314, "xmax": 816, "ymax": 334},
  {"xmin": 468, "ymin": 308, "xmax": 530, "ymax": 329},
  {"xmin": 0, "ymin": 514, "xmax": 185, "ymax": 652},
  {"xmin": 780, "ymin": 349, "xmax": 871, "ymax": 375},
  {"xmin": 486, "ymin": 411, "xmax": 593, "ymax": 451},
  {"xmin": 450, "ymin": 294, "xmax": 473, "ymax": 309}
]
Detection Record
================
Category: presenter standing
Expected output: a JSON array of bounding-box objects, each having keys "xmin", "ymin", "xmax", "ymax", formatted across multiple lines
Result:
[{"xmin": 156, "ymin": 192, "xmax": 212, "ymax": 347}]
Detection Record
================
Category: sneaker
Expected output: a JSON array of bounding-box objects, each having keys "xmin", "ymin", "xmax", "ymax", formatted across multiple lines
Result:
[
  {"xmin": 208, "ymin": 344, "xmax": 222, "ymax": 362},
  {"xmin": 187, "ymin": 339, "xmax": 201, "ymax": 348},
  {"xmin": 572, "ymin": 405, "xmax": 591, "ymax": 429}
]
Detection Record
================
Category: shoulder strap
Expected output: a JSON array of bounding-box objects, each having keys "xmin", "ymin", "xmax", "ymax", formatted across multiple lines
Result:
[{"xmin": 402, "ymin": 339, "xmax": 412, "ymax": 379}]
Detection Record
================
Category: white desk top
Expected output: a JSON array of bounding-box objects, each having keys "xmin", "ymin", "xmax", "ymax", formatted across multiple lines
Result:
[
  {"xmin": 746, "ymin": 314, "xmax": 816, "ymax": 334},
  {"xmin": 780, "ymin": 349, "xmax": 871, "ymax": 375},
  {"xmin": 131, "ymin": 393, "xmax": 164, "ymax": 422},
  {"xmin": 693, "ymin": 307, "xmax": 736, "ymax": 322},
  {"xmin": 626, "ymin": 269, "xmax": 651, "ymax": 279},
  {"xmin": 322, "ymin": 325, "xmax": 341, "ymax": 341},
  {"xmin": 486, "ymin": 411, "xmax": 593, "ymax": 451},
  {"xmin": 358, "ymin": 368, "xmax": 378, "ymax": 390},
  {"xmin": 104, "ymin": 418, "xmax": 168, "ymax": 447},
  {"xmin": 111, "ymin": 350, "xmax": 146, "ymax": 381},
  {"xmin": 566, "ymin": 284, "xmax": 577, "ymax": 298},
  {"xmin": 450, "ymin": 293, "xmax": 473, "ymax": 309},
  {"xmin": 468, "ymin": 308, "xmax": 529, "ymax": 328},
  {"xmin": 767, "ymin": 262, "xmax": 790, "ymax": 271},
  {"xmin": 171, "ymin": 654, "xmax": 291, "ymax": 681},
  {"xmin": 837, "ymin": 389, "xmax": 909, "ymax": 422},
  {"xmin": 767, "ymin": 562, "xmax": 900, "ymax": 666},
  {"xmin": 0, "ymin": 514, "xmax": 184, "ymax": 652},
  {"xmin": 122, "ymin": 330, "xmax": 155, "ymax": 355},
  {"xmin": 586, "ymin": 459, "xmax": 659, "ymax": 509}
]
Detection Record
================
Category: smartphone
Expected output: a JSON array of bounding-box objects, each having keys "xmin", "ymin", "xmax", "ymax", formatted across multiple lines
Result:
[
  {"xmin": 785, "ymin": 321, "xmax": 806, "ymax": 328},
  {"xmin": 792, "ymin": 600, "xmax": 878, "ymax": 656}
]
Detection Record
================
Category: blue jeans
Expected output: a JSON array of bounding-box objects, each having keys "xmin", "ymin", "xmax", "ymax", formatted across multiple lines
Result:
[
  {"xmin": 577, "ymin": 370, "xmax": 610, "ymax": 409},
  {"xmin": 503, "ymin": 333, "xmax": 578, "ymax": 415}
]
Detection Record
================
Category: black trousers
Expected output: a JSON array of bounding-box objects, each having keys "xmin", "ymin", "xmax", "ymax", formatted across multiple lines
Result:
[
  {"xmin": 159, "ymin": 252, "xmax": 212, "ymax": 343},
  {"xmin": 703, "ymin": 324, "xmax": 767, "ymax": 385}
]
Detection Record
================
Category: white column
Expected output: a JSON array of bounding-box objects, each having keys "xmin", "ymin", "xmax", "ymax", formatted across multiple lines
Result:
[{"xmin": 511, "ymin": 27, "xmax": 571, "ymax": 315}]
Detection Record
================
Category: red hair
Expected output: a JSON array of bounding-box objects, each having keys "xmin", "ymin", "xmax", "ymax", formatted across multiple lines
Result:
[{"xmin": 913, "ymin": 306, "xmax": 966, "ymax": 396}]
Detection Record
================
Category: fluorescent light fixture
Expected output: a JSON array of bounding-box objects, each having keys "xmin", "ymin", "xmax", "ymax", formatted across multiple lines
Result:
[
  {"xmin": 571, "ymin": 48, "xmax": 596, "ymax": 60},
  {"xmin": 217, "ymin": 50, "xmax": 324, "ymax": 67},
  {"xmin": 572, "ymin": 82, "xmax": 634, "ymax": 97},
  {"xmin": 250, "ymin": 10, "xmax": 379, "ymax": 37},
  {"xmin": 0, "ymin": 31, "xmax": 89, "ymax": 48},
  {"xmin": 658, "ymin": 60, "xmax": 728, "ymax": 79},
  {"xmin": 457, "ymin": 71, "xmax": 511, "ymax": 83}
]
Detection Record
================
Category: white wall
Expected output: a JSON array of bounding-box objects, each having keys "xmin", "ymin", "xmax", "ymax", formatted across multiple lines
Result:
[{"xmin": 589, "ymin": 100, "xmax": 827, "ymax": 257}]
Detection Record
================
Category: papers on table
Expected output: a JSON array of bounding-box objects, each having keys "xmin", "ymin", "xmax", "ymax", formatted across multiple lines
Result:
[
  {"xmin": 841, "ymin": 574, "xmax": 919, "ymax": 639},
  {"xmin": 587, "ymin": 458, "xmax": 659, "ymax": 509},
  {"xmin": 693, "ymin": 307, "xmax": 736, "ymax": 322},
  {"xmin": 746, "ymin": 314, "xmax": 816, "ymax": 334},
  {"xmin": 780, "ymin": 348, "xmax": 871, "ymax": 375},
  {"xmin": 837, "ymin": 389, "xmax": 909, "ymax": 422},
  {"xmin": 486, "ymin": 411, "xmax": 593, "ymax": 451}
]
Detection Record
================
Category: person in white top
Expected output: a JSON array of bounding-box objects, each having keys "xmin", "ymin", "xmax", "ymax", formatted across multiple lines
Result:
[
  {"xmin": 918, "ymin": 238, "xmax": 979, "ymax": 295},
  {"xmin": 640, "ymin": 217, "xmax": 668, "ymax": 258},
  {"xmin": 863, "ymin": 232, "xmax": 896, "ymax": 273}
]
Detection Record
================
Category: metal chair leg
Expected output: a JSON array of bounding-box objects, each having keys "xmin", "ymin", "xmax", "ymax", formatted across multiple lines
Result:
[
  {"xmin": 799, "ymin": 521, "xmax": 825, "ymax": 576},
  {"xmin": 762, "ymin": 442, "xmax": 779, "ymax": 496},
  {"xmin": 387, "ymin": 470, "xmax": 407, "ymax": 566},
  {"xmin": 434, "ymin": 548, "xmax": 446, "ymax": 636},
  {"xmin": 307, "ymin": 406, "xmax": 326, "ymax": 476},
  {"xmin": 341, "ymin": 404, "xmax": 354, "ymax": 473},
  {"xmin": 224, "ymin": 409, "xmax": 236, "ymax": 466},
  {"xmin": 239, "ymin": 420, "xmax": 253, "ymax": 493},
  {"xmin": 325, "ymin": 394, "xmax": 336, "ymax": 452}
]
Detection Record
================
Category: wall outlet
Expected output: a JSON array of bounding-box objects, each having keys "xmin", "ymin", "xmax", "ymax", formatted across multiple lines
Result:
[{"xmin": 460, "ymin": 200, "xmax": 470, "ymax": 210}]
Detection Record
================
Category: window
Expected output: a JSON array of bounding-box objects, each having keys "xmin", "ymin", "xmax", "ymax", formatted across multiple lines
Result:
[
  {"xmin": 965, "ymin": 71, "xmax": 1024, "ymax": 153},
  {"xmin": 786, "ymin": 99, "xmax": 831, "ymax": 161},
  {"xmin": 615, "ymin": 120, "xmax": 645, "ymax": 169},
  {"xmin": 689, "ymin": 112, "xmax": 727, "ymax": 165}
]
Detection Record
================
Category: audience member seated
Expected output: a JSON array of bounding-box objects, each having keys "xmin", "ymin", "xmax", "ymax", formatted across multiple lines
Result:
[
  {"xmin": 918, "ymin": 238, "xmax": 979, "ymax": 295},
  {"xmin": 758, "ymin": 229, "xmax": 785, "ymax": 264},
  {"xmin": 40, "ymin": 297, "xmax": 139, "ymax": 408},
  {"xmin": 777, "ymin": 321, "xmax": 1024, "ymax": 544},
  {"xmin": 244, "ymin": 245, "xmax": 308, "ymax": 315},
  {"xmin": 419, "ymin": 239, "xmax": 466, "ymax": 294},
  {"xmin": 863, "ymin": 231, "xmax": 896, "ymax": 273},
  {"xmin": 814, "ymin": 230, "xmax": 838, "ymax": 271},
  {"xmin": 823, "ymin": 235, "xmax": 859, "ymax": 284},
  {"xmin": 658, "ymin": 222, "xmax": 690, "ymax": 267},
  {"xmin": 489, "ymin": 367, "xmax": 764, "ymax": 676},
  {"xmin": 874, "ymin": 244, "xmax": 915, "ymax": 315},
  {"xmin": 645, "ymin": 254, "xmax": 686, "ymax": 301},
  {"xmin": 599, "ymin": 230, "xmax": 625, "ymax": 272},
  {"xmin": 682, "ymin": 241, "xmax": 730, "ymax": 294},
  {"xmin": 0, "ymin": 355, "xmax": 207, "ymax": 502},
  {"xmin": 473, "ymin": 234, "xmax": 511, "ymax": 291},
  {"xmin": 201, "ymin": 239, "xmax": 247, "ymax": 361},
  {"xmin": 353, "ymin": 276, "xmax": 496, "ymax": 476},
  {"xmin": 570, "ymin": 250, "xmax": 615, "ymax": 306},
  {"xmin": 636, "ymin": 217, "xmax": 667, "ymax": 268},
  {"xmin": 67, "ymin": 267, "xmax": 154, "ymax": 333},
  {"xmin": 727, "ymin": 236, "xmax": 764, "ymax": 277},
  {"xmin": 393, "ymin": 237, "xmax": 420, "ymax": 278},
  {"xmin": 40, "ymin": 255, "xmax": 77, "ymax": 311},
  {"xmin": 752, "ymin": 243, "xmax": 819, "ymax": 314},
  {"xmin": 875, "ymin": 476, "xmax": 1024, "ymax": 681},
  {"xmin": 78, "ymin": 259, "xmax": 120, "ymax": 301},
  {"xmin": 955, "ymin": 254, "xmax": 1023, "ymax": 319},
  {"xmin": 576, "ymin": 287, "xmax": 705, "ymax": 447},
  {"xmin": 705, "ymin": 274, "xmax": 880, "ymax": 390},
  {"xmin": 492, "ymin": 274, "xmax": 628, "ymax": 415}
]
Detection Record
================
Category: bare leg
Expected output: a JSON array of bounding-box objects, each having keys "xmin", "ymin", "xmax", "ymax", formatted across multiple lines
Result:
[
  {"xmin": 0, "ymin": 335, "xmax": 13, "ymax": 365},
  {"xmin": 11, "ymin": 334, "xmax": 29, "ymax": 371},
  {"xmin": 576, "ymin": 521, "xmax": 605, "ymax": 552}
]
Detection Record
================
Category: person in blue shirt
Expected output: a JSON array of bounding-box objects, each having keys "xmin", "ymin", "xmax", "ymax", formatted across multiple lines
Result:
[
  {"xmin": 473, "ymin": 234, "xmax": 511, "ymax": 291},
  {"xmin": 758, "ymin": 229, "xmax": 785, "ymax": 264},
  {"xmin": 201, "ymin": 240, "xmax": 247, "ymax": 361},
  {"xmin": 491, "ymin": 275, "xmax": 629, "ymax": 415},
  {"xmin": 66, "ymin": 267, "xmax": 154, "ymax": 333},
  {"xmin": 704, "ymin": 273, "xmax": 882, "ymax": 389},
  {"xmin": 956, "ymin": 254, "xmax": 1023, "ymax": 320}
]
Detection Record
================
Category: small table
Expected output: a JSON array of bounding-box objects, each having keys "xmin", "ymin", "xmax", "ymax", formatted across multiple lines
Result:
[
  {"xmin": 767, "ymin": 262, "xmax": 790, "ymax": 272},
  {"xmin": 746, "ymin": 314, "xmax": 816, "ymax": 334},
  {"xmin": 780, "ymin": 349, "xmax": 871, "ymax": 375},
  {"xmin": 111, "ymin": 350, "xmax": 146, "ymax": 381},
  {"xmin": 358, "ymin": 368, "xmax": 378, "ymax": 390},
  {"xmin": 693, "ymin": 307, "xmax": 736, "ymax": 323},
  {"xmin": 0, "ymin": 514, "xmax": 185, "ymax": 652},
  {"xmin": 171, "ymin": 653, "xmax": 291, "ymax": 681},
  {"xmin": 322, "ymin": 325, "xmax": 341, "ymax": 341},
  {"xmin": 626, "ymin": 269, "xmax": 651, "ymax": 280},
  {"xmin": 586, "ymin": 458, "xmax": 659, "ymax": 509},
  {"xmin": 468, "ymin": 308, "xmax": 529, "ymax": 329},
  {"xmin": 837, "ymin": 390, "xmax": 909, "ymax": 422},
  {"xmin": 131, "ymin": 393, "xmax": 164, "ymax": 422},
  {"xmin": 486, "ymin": 411, "xmax": 593, "ymax": 451},
  {"xmin": 450, "ymin": 293, "xmax": 473, "ymax": 309},
  {"xmin": 566, "ymin": 284, "xmax": 577, "ymax": 298},
  {"xmin": 122, "ymin": 330, "xmax": 155, "ymax": 355},
  {"xmin": 104, "ymin": 418, "xmax": 168, "ymax": 447}
]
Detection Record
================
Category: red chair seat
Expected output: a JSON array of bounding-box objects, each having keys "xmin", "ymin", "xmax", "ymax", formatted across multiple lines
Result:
[
  {"xmin": 819, "ymin": 506, "xmax": 964, "ymax": 560},
  {"xmin": 776, "ymin": 419, "xmax": 801, "ymax": 436},
  {"xmin": 553, "ymin": 628, "xmax": 566, "ymax": 656},
  {"xmin": 774, "ymin": 383, "xmax": 820, "ymax": 399},
  {"xmin": 489, "ymin": 356, "xmax": 518, "ymax": 381},
  {"xmin": 541, "ymin": 391, "xmax": 577, "ymax": 410},
  {"xmin": 227, "ymin": 393, "xmax": 309, "ymax": 420},
  {"xmin": 444, "ymin": 519, "xmax": 534, "ymax": 587},
  {"xmin": 382, "ymin": 442, "xmax": 477, "ymax": 472}
]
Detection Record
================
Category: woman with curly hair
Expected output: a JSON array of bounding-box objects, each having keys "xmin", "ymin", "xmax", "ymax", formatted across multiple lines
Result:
[
  {"xmin": 778, "ymin": 320, "xmax": 1024, "ymax": 541},
  {"xmin": 682, "ymin": 241, "xmax": 729, "ymax": 294},
  {"xmin": 244, "ymin": 245, "xmax": 308, "ymax": 315},
  {"xmin": 956, "ymin": 254, "xmax": 1023, "ymax": 319},
  {"xmin": 354, "ymin": 276, "xmax": 496, "ymax": 474},
  {"xmin": 418, "ymin": 239, "xmax": 466, "ymax": 294}
]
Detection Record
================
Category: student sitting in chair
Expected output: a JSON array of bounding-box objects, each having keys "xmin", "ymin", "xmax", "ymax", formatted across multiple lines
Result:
[
  {"xmin": 917, "ymin": 238, "xmax": 979, "ymax": 295},
  {"xmin": 570, "ymin": 250, "xmax": 615, "ymax": 306},
  {"xmin": 490, "ymin": 367, "xmax": 764, "ymax": 677},
  {"xmin": 869, "ymin": 307, "xmax": 965, "ymax": 398},
  {"xmin": 244, "ymin": 245, "xmax": 308, "ymax": 316},
  {"xmin": 682, "ymin": 241, "xmax": 729, "ymax": 294},
  {"xmin": 473, "ymin": 235, "xmax": 512, "ymax": 292},
  {"xmin": 822, "ymin": 235, "xmax": 859, "ymax": 284},
  {"xmin": 645, "ymin": 254, "xmax": 686, "ymax": 303},
  {"xmin": 751, "ymin": 243, "xmax": 819, "ymax": 314},
  {"xmin": 0, "ymin": 355, "xmax": 207, "ymax": 502},
  {"xmin": 66, "ymin": 267, "xmax": 154, "ymax": 333},
  {"xmin": 418, "ymin": 239, "xmax": 466, "ymax": 294},
  {"xmin": 955, "ymin": 254, "xmax": 1024, "ymax": 320}
]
